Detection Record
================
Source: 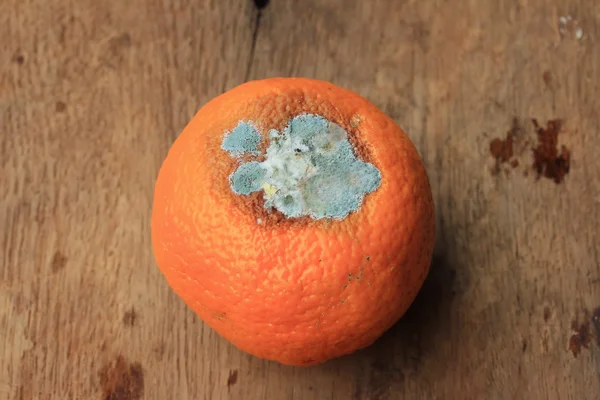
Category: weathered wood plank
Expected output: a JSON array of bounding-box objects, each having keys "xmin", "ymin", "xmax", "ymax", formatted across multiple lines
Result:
[
  {"xmin": 1, "ymin": 0, "xmax": 599, "ymax": 399},
  {"xmin": 1, "ymin": 0, "xmax": 257, "ymax": 399}
]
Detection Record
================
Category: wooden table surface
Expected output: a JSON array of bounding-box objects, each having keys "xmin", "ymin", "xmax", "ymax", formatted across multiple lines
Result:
[{"xmin": 2, "ymin": 0, "xmax": 599, "ymax": 399}]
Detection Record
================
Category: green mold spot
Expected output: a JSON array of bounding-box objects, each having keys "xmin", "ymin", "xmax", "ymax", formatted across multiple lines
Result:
[
  {"xmin": 221, "ymin": 121, "xmax": 261, "ymax": 156},
  {"xmin": 230, "ymin": 161, "xmax": 266, "ymax": 195},
  {"xmin": 223, "ymin": 113, "xmax": 381, "ymax": 220}
]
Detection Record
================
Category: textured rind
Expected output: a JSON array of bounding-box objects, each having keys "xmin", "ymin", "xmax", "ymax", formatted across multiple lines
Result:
[{"xmin": 151, "ymin": 78, "xmax": 436, "ymax": 366}]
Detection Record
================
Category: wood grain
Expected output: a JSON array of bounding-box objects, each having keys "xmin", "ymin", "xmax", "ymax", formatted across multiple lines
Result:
[{"xmin": 1, "ymin": 0, "xmax": 599, "ymax": 399}]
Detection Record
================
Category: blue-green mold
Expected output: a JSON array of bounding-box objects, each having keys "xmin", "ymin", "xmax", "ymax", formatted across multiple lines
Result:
[
  {"xmin": 230, "ymin": 161, "xmax": 266, "ymax": 195},
  {"xmin": 223, "ymin": 114, "xmax": 381, "ymax": 220},
  {"xmin": 221, "ymin": 121, "xmax": 262, "ymax": 156}
]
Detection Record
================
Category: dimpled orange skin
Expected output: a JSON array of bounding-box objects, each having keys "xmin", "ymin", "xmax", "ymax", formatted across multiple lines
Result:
[{"xmin": 151, "ymin": 77, "xmax": 435, "ymax": 366}]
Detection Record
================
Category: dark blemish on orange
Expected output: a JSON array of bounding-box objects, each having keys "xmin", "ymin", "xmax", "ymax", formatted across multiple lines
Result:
[
  {"xmin": 227, "ymin": 370, "xmax": 238, "ymax": 389},
  {"xmin": 542, "ymin": 70, "xmax": 552, "ymax": 87},
  {"xmin": 13, "ymin": 53, "xmax": 24, "ymax": 65},
  {"xmin": 521, "ymin": 339, "xmax": 527, "ymax": 353},
  {"xmin": 99, "ymin": 355, "xmax": 144, "ymax": 400},
  {"xmin": 531, "ymin": 119, "xmax": 570, "ymax": 184},
  {"xmin": 55, "ymin": 101, "xmax": 67, "ymax": 112},
  {"xmin": 568, "ymin": 319, "xmax": 591, "ymax": 358},
  {"xmin": 122, "ymin": 308, "xmax": 137, "ymax": 327},
  {"xmin": 50, "ymin": 251, "xmax": 68, "ymax": 273},
  {"xmin": 543, "ymin": 307, "xmax": 551, "ymax": 322},
  {"xmin": 214, "ymin": 312, "xmax": 227, "ymax": 321}
]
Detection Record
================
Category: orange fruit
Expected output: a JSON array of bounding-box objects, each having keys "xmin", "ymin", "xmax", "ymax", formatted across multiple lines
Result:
[{"xmin": 151, "ymin": 78, "xmax": 435, "ymax": 366}]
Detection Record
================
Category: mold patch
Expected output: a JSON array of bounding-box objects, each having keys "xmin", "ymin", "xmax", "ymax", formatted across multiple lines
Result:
[
  {"xmin": 221, "ymin": 121, "xmax": 262, "ymax": 156},
  {"xmin": 230, "ymin": 161, "xmax": 266, "ymax": 195},
  {"xmin": 223, "ymin": 114, "xmax": 381, "ymax": 220}
]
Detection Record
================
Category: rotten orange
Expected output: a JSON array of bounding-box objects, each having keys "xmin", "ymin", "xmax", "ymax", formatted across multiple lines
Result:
[{"xmin": 151, "ymin": 78, "xmax": 435, "ymax": 366}]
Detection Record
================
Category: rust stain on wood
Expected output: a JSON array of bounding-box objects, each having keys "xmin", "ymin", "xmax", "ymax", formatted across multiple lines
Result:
[
  {"xmin": 531, "ymin": 119, "xmax": 571, "ymax": 184},
  {"xmin": 227, "ymin": 369, "xmax": 238, "ymax": 389},
  {"xmin": 99, "ymin": 355, "xmax": 144, "ymax": 400},
  {"xmin": 568, "ymin": 318, "xmax": 591, "ymax": 358}
]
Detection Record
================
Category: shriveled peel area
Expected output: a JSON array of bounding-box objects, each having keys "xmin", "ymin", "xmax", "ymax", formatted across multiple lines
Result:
[
  {"xmin": 151, "ymin": 78, "xmax": 435, "ymax": 366},
  {"xmin": 222, "ymin": 114, "xmax": 381, "ymax": 220}
]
